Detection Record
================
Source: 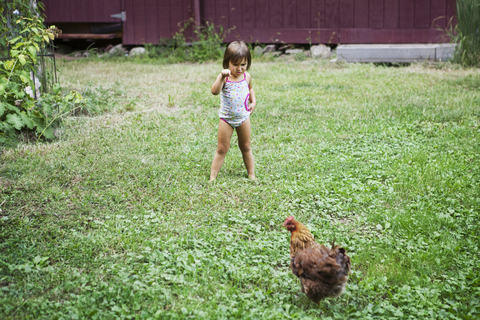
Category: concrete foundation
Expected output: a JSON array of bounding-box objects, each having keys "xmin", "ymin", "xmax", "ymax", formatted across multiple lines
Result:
[{"xmin": 336, "ymin": 44, "xmax": 457, "ymax": 63}]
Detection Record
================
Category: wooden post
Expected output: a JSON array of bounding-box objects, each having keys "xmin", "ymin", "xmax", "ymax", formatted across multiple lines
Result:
[{"xmin": 194, "ymin": 0, "xmax": 201, "ymax": 26}]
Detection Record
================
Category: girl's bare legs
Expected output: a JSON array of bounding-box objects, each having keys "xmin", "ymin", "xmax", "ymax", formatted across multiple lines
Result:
[
  {"xmin": 236, "ymin": 118, "xmax": 255, "ymax": 180},
  {"xmin": 210, "ymin": 120, "xmax": 234, "ymax": 181}
]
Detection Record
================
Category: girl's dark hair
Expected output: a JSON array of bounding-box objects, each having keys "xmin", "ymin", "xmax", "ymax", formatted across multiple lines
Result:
[{"xmin": 223, "ymin": 41, "xmax": 252, "ymax": 70}]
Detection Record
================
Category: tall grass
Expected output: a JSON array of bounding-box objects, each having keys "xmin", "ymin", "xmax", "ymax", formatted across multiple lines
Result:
[{"xmin": 453, "ymin": 0, "xmax": 480, "ymax": 66}]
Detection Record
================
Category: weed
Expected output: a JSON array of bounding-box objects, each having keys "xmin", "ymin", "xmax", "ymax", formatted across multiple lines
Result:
[
  {"xmin": 450, "ymin": 0, "xmax": 480, "ymax": 66},
  {"xmin": 168, "ymin": 94, "xmax": 175, "ymax": 107}
]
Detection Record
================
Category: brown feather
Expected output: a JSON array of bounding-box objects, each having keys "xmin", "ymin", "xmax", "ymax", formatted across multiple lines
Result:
[{"xmin": 283, "ymin": 216, "xmax": 351, "ymax": 303}]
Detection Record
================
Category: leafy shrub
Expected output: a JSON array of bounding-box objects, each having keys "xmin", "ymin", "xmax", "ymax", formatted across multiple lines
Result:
[
  {"xmin": 0, "ymin": 2, "xmax": 86, "ymax": 145},
  {"xmin": 451, "ymin": 0, "xmax": 480, "ymax": 66},
  {"xmin": 144, "ymin": 20, "xmax": 227, "ymax": 63}
]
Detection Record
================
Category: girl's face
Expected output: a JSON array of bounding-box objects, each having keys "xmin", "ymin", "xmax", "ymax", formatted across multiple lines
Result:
[{"xmin": 228, "ymin": 58, "xmax": 247, "ymax": 77}]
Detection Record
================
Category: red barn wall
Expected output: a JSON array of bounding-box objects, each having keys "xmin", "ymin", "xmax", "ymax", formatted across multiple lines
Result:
[
  {"xmin": 42, "ymin": 0, "xmax": 123, "ymax": 23},
  {"xmin": 201, "ymin": 0, "xmax": 457, "ymax": 44},
  {"xmin": 42, "ymin": 0, "xmax": 456, "ymax": 45},
  {"xmin": 123, "ymin": 0, "xmax": 195, "ymax": 45}
]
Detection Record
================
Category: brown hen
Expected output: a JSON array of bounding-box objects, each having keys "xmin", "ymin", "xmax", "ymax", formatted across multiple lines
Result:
[{"xmin": 283, "ymin": 216, "xmax": 351, "ymax": 303}]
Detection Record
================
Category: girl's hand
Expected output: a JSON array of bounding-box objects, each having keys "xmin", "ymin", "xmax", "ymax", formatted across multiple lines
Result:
[
  {"xmin": 211, "ymin": 70, "xmax": 231, "ymax": 95},
  {"xmin": 221, "ymin": 69, "xmax": 231, "ymax": 78},
  {"xmin": 249, "ymin": 102, "xmax": 256, "ymax": 114}
]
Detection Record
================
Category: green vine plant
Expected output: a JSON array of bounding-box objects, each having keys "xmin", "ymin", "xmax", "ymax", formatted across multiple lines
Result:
[
  {"xmin": 145, "ymin": 19, "xmax": 230, "ymax": 63},
  {"xmin": 0, "ymin": 2, "xmax": 85, "ymax": 146}
]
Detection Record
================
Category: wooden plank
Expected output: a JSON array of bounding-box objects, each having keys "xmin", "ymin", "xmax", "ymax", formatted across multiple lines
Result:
[
  {"xmin": 42, "ymin": 0, "xmax": 453, "ymax": 46},
  {"xmin": 133, "ymin": 0, "xmax": 147, "ymax": 44},
  {"xmin": 369, "ymin": 0, "xmax": 384, "ymax": 29},
  {"xmin": 57, "ymin": 33, "xmax": 121, "ymax": 39},
  {"xmin": 284, "ymin": 0, "xmax": 296, "ymax": 28},
  {"xmin": 399, "ymin": 0, "xmax": 414, "ymax": 29},
  {"xmin": 158, "ymin": 0, "xmax": 172, "ymax": 40},
  {"xmin": 255, "ymin": 0, "xmax": 269, "ymax": 29},
  {"xmin": 105, "ymin": 0, "xmax": 112, "ymax": 21},
  {"xmin": 309, "ymin": 0, "xmax": 337, "ymax": 44},
  {"xmin": 123, "ymin": 0, "xmax": 134, "ymax": 45},
  {"xmin": 310, "ymin": 0, "xmax": 329, "ymax": 45},
  {"xmin": 201, "ymin": 0, "xmax": 216, "ymax": 24},
  {"xmin": 183, "ymin": 0, "xmax": 195, "ymax": 42},
  {"xmin": 225, "ymin": 28, "xmax": 339, "ymax": 44},
  {"xmin": 296, "ymin": 0, "xmax": 311, "ymax": 29},
  {"xmin": 44, "ymin": 0, "xmax": 123, "ymax": 23},
  {"xmin": 311, "ymin": 0, "xmax": 325, "ymax": 29},
  {"xmin": 67, "ymin": 1, "xmax": 79, "ymax": 21},
  {"xmin": 194, "ymin": 0, "xmax": 201, "ymax": 25},
  {"xmin": 41, "ymin": 0, "xmax": 50, "ymax": 21},
  {"xmin": 70, "ymin": 1, "xmax": 82, "ymax": 22},
  {"xmin": 414, "ymin": 0, "xmax": 430, "ymax": 29},
  {"xmin": 89, "ymin": 0, "xmax": 99, "ymax": 22},
  {"xmin": 384, "ymin": 0, "xmax": 399, "ymax": 29},
  {"xmin": 101, "ymin": 1, "xmax": 110, "ymax": 22},
  {"xmin": 446, "ymin": 0, "xmax": 456, "ymax": 26},
  {"xmin": 106, "ymin": 0, "xmax": 123, "ymax": 22},
  {"xmin": 269, "ymin": 0, "xmax": 283, "ymax": 29},
  {"xmin": 145, "ymin": 0, "xmax": 159, "ymax": 44},
  {"xmin": 431, "ymin": 0, "xmax": 447, "ymax": 29},
  {"xmin": 339, "ymin": 0, "xmax": 354, "ymax": 28},
  {"xmin": 64, "ymin": 0, "xmax": 72, "ymax": 22},
  {"xmin": 187, "ymin": 0, "xmax": 196, "ymax": 22},
  {"xmin": 325, "ymin": 0, "xmax": 339, "ymax": 28},
  {"xmin": 242, "ymin": 0, "xmax": 256, "ymax": 30},
  {"xmin": 229, "ymin": 0, "xmax": 243, "ymax": 30},
  {"xmin": 42, "ymin": 0, "xmax": 61, "ymax": 22},
  {"xmin": 216, "ymin": 0, "xmax": 230, "ymax": 30},
  {"xmin": 354, "ymin": 0, "xmax": 369, "ymax": 28},
  {"xmin": 81, "ymin": 0, "xmax": 92, "ymax": 22},
  {"xmin": 92, "ymin": 0, "xmax": 102, "ymax": 21},
  {"xmin": 170, "ymin": 0, "xmax": 185, "ymax": 37}
]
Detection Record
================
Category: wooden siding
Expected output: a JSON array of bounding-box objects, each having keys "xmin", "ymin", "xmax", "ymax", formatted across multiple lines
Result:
[
  {"xmin": 42, "ymin": 0, "xmax": 456, "ymax": 45},
  {"xmin": 123, "ymin": 0, "xmax": 194, "ymax": 45},
  {"xmin": 42, "ymin": 0, "xmax": 123, "ymax": 23},
  {"xmin": 201, "ymin": 0, "xmax": 456, "ymax": 44},
  {"xmin": 340, "ymin": 0, "xmax": 457, "ymax": 43}
]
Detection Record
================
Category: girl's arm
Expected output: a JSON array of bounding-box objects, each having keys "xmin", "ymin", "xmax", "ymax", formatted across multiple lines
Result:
[
  {"xmin": 247, "ymin": 73, "xmax": 256, "ymax": 113},
  {"xmin": 211, "ymin": 70, "xmax": 231, "ymax": 95}
]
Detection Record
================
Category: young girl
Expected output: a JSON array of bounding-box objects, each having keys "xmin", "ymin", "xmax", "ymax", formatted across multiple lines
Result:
[{"xmin": 209, "ymin": 41, "xmax": 256, "ymax": 181}]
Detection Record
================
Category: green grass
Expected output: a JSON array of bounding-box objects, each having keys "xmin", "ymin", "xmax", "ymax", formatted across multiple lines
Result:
[{"xmin": 1, "ymin": 58, "xmax": 479, "ymax": 319}]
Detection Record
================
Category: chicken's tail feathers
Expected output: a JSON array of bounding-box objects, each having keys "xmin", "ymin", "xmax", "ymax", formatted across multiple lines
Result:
[{"xmin": 330, "ymin": 239, "xmax": 352, "ymax": 275}]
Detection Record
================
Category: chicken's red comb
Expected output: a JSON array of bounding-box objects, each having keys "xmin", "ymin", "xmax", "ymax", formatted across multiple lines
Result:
[{"xmin": 284, "ymin": 216, "xmax": 295, "ymax": 223}]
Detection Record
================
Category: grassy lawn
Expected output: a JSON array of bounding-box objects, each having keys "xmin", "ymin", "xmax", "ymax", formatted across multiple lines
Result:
[{"xmin": 1, "ymin": 58, "xmax": 479, "ymax": 319}]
